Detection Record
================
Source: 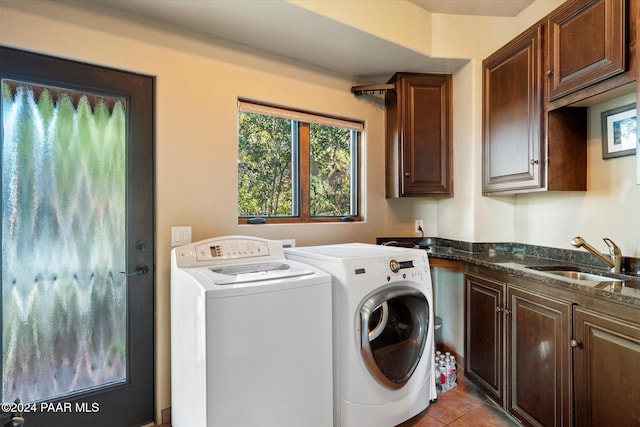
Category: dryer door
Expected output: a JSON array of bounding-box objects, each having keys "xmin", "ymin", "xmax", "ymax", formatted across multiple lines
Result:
[{"xmin": 359, "ymin": 286, "xmax": 429, "ymax": 389}]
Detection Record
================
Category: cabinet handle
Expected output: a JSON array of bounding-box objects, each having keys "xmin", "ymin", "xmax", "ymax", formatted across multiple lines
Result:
[
  {"xmin": 571, "ymin": 339, "xmax": 582, "ymax": 348},
  {"xmin": 546, "ymin": 70, "xmax": 553, "ymax": 77},
  {"xmin": 530, "ymin": 159, "xmax": 539, "ymax": 165},
  {"xmin": 504, "ymin": 309, "xmax": 511, "ymax": 316},
  {"xmin": 496, "ymin": 307, "xmax": 502, "ymax": 312}
]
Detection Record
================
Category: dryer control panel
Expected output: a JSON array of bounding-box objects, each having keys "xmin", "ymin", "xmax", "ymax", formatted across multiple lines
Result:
[
  {"xmin": 349, "ymin": 252, "xmax": 428, "ymax": 284},
  {"xmin": 383, "ymin": 254, "xmax": 428, "ymax": 283},
  {"xmin": 389, "ymin": 259, "xmax": 415, "ymax": 273}
]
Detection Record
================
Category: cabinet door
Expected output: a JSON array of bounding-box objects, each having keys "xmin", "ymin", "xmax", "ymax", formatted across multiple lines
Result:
[
  {"xmin": 482, "ymin": 24, "xmax": 543, "ymax": 194},
  {"xmin": 464, "ymin": 274, "xmax": 505, "ymax": 405},
  {"xmin": 547, "ymin": 0, "xmax": 626, "ymax": 101},
  {"xmin": 573, "ymin": 307, "xmax": 640, "ymax": 426},
  {"xmin": 507, "ymin": 287, "xmax": 572, "ymax": 427},
  {"xmin": 386, "ymin": 73, "xmax": 452, "ymax": 197}
]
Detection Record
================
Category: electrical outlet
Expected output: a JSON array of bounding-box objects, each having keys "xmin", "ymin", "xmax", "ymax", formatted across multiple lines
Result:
[{"xmin": 415, "ymin": 220, "xmax": 424, "ymax": 236}]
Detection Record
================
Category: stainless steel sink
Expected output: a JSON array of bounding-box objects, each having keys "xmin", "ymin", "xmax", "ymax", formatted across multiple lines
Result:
[
  {"xmin": 524, "ymin": 265, "xmax": 640, "ymax": 294},
  {"xmin": 545, "ymin": 270, "xmax": 620, "ymax": 282},
  {"xmin": 524, "ymin": 265, "xmax": 622, "ymax": 285}
]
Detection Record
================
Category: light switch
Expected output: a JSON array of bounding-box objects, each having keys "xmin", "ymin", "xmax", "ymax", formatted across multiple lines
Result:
[{"xmin": 171, "ymin": 226, "xmax": 192, "ymax": 247}]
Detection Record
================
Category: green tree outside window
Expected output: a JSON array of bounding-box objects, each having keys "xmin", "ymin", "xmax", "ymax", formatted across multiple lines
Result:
[{"xmin": 238, "ymin": 103, "xmax": 361, "ymax": 222}]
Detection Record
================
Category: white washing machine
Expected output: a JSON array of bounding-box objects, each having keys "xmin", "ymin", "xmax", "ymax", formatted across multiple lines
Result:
[
  {"xmin": 170, "ymin": 236, "xmax": 333, "ymax": 427},
  {"xmin": 285, "ymin": 243, "xmax": 437, "ymax": 427}
]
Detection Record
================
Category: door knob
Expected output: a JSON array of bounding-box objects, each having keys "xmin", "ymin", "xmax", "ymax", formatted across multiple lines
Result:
[{"xmin": 121, "ymin": 264, "xmax": 149, "ymax": 277}]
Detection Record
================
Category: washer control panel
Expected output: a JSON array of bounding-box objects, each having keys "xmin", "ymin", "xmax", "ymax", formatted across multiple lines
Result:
[
  {"xmin": 174, "ymin": 236, "xmax": 283, "ymax": 268},
  {"xmin": 198, "ymin": 239, "xmax": 269, "ymax": 261}
]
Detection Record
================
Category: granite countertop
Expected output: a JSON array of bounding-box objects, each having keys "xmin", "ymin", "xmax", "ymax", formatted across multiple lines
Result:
[{"xmin": 376, "ymin": 237, "xmax": 640, "ymax": 307}]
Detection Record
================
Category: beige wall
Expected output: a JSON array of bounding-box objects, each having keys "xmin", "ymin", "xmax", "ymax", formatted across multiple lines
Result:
[
  {"xmin": 514, "ymin": 92, "xmax": 640, "ymax": 254},
  {"xmin": 1, "ymin": 0, "xmax": 638, "ymax": 423},
  {"xmin": 0, "ymin": 1, "xmax": 393, "ymax": 421}
]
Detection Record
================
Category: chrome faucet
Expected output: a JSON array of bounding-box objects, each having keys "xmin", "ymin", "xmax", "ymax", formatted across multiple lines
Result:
[{"xmin": 571, "ymin": 236, "xmax": 622, "ymax": 273}]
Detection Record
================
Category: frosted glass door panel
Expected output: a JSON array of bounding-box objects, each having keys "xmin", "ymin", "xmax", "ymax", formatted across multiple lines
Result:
[{"xmin": 1, "ymin": 80, "xmax": 126, "ymax": 403}]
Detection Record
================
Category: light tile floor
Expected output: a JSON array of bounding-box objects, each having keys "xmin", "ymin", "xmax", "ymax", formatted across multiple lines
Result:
[{"xmin": 397, "ymin": 370, "xmax": 520, "ymax": 427}]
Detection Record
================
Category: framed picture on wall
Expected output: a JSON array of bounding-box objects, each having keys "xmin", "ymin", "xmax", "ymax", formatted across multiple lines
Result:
[{"xmin": 601, "ymin": 103, "xmax": 637, "ymax": 159}]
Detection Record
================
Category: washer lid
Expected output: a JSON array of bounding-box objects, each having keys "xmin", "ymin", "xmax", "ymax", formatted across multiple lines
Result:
[{"xmin": 202, "ymin": 260, "xmax": 315, "ymax": 285}]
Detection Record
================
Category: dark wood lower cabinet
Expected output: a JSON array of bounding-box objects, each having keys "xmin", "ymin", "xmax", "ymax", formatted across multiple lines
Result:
[
  {"xmin": 573, "ymin": 307, "xmax": 640, "ymax": 426},
  {"xmin": 465, "ymin": 273, "xmax": 572, "ymax": 426},
  {"xmin": 465, "ymin": 274, "xmax": 505, "ymax": 406},
  {"xmin": 507, "ymin": 286, "xmax": 572, "ymax": 427}
]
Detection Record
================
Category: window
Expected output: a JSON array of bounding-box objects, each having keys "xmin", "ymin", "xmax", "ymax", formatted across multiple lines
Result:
[{"xmin": 238, "ymin": 101, "xmax": 362, "ymax": 223}]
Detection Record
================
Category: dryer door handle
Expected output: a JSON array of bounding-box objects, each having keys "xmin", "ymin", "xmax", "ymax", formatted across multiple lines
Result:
[{"xmin": 368, "ymin": 301, "xmax": 389, "ymax": 340}]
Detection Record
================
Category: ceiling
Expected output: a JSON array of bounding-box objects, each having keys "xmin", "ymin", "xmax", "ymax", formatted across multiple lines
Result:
[
  {"xmin": 97, "ymin": 0, "xmax": 535, "ymax": 82},
  {"xmin": 410, "ymin": 0, "xmax": 535, "ymax": 17}
]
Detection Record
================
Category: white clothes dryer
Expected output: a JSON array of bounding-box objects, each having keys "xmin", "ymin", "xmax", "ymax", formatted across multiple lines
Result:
[
  {"xmin": 285, "ymin": 243, "xmax": 437, "ymax": 427},
  {"xmin": 171, "ymin": 236, "xmax": 333, "ymax": 427}
]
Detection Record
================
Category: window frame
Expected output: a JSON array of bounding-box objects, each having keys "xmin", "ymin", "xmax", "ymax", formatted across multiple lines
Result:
[{"xmin": 237, "ymin": 100, "xmax": 363, "ymax": 224}]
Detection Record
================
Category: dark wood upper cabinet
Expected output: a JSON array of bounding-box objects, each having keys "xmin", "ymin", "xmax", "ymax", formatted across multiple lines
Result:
[
  {"xmin": 483, "ymin": 25, "xmax": 586, "ymax": 195},
  {"xmin": 481, "ymin": 0, "xmax": 638, "ymax": 195},
  {"xmin": 386, "ymin": 73, "xmax": 453, "ymax": 197},
  {"xmin": 547, "ymin": 0, "xmax": 627, "ymax": 101},
  {"xmin": 482, "ymin": 25, "xmax": 544, "ymax": 194}
]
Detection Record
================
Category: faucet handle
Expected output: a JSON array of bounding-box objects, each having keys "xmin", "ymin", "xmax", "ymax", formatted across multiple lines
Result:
[{"xmin": 602, "ymin": 237, "xmax": 621, "ymax": 256}]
